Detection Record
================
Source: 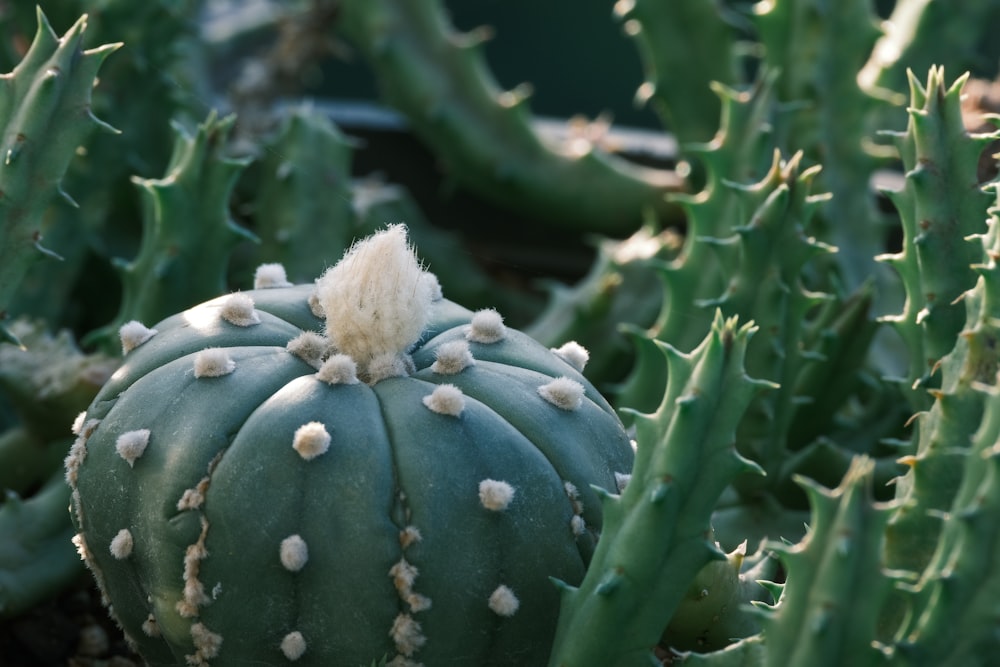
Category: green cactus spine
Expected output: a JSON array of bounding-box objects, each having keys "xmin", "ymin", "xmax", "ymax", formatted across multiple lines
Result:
[
  {"xmin": 0, "ymin": 8, "xmax": 119, "ymax": 344},
  {"xmin": 546, "ymin": 312, "xmax": 771, "ymax": 667},
  {"xmin": 67, "ymin": 226, "xmax": 633, "ymax": 665}
]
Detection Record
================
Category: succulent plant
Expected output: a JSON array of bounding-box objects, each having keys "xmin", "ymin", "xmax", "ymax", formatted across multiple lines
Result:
[{"xmin": 66, "ymin": 226, "xmax": 634, "ymax": 665}]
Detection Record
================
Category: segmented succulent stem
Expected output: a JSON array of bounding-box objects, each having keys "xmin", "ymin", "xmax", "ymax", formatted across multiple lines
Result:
[
  {"xmin": 0, "ymin": 8, "xmax": 120, "ymax": 345},
  {"xmin": 336, "ymin": 0, "xmax": 683, "ymax": 234},
  {"xmin": 547, "ymin": 313, "xmax": 770, "ymax": 666}
]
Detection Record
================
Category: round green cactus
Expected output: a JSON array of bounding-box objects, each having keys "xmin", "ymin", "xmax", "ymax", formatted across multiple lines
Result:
[{"xmin": 65, "ymin": 226, "xmax": 634, "ymax": 666}]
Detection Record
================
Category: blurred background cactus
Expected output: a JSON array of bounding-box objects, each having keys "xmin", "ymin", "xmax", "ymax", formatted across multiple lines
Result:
[{"xmin": 2, "ymin": 0, "xmax": 1000, "ymax": 665}]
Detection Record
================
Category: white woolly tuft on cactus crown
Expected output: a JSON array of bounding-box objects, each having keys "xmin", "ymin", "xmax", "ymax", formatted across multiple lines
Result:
[{"xmin": 315, "ymin": 225, "xmax": 435, "ymax": 382}]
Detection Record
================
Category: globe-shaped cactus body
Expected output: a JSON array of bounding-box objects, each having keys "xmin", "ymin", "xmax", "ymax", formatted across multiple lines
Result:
[{"xmin": 66, "ymin": 228, "xmax": 634, "ymax": 666}]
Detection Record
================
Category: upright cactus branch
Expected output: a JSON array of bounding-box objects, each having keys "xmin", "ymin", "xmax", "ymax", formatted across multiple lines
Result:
[
  {"xmin": 547, "ymin": 313, "xmax": 770, "ymax": 667},
  {"xmin": 614, "ymin": 0, "xmax": 741, "ymax": 145},
  {"xmin": 878, "ymin": 68, "xmax": 999, "ymax": 407},
  {"xmin": 0, "ymin": 8, "xmax": 119, "ymax": 345},
  {"xmin": 335, "ymin": 0, "xmax": 683, "ymax": 234},
  {"xmin": 88, "ymin": 112, "xmax": 256, "ymax": 351}
]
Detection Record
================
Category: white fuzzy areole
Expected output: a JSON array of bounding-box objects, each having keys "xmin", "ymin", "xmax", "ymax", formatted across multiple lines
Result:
[
  {"xmin": 119, "ymin": 320, "xmax": 157, "ymax": 355},
  {"xmin": 467, "ymin": 309, "xmax": 506, "ymax": 343},
  {"xmin": 570, "ymin": 515, "xmax": 587, "ymax": 536},
  {"xmin": 193, "ymin": 348, "xmax": 236, "ymax": 378},
  {"xmin": 317, "ymin": 353, "xmax": 359, "ymax": 384},
  {"xmin": 188, "ymin": 623, "xmax": 222, "ymax": 663},
  {"xmin": 615, "ymin": 472, "xmax": 632, "ymax": 493},
  {"xmin": 430, "ymin": 340, "xmax": 475, "ymax": 375},
  {"xmin": 314, "ymin": 225, "xmax": 435, "ymax": 381},
  {"xmin": 390, "ymin": 613, "xmax": 426, "ymax": 657},
  {"xmin": 488, "ymin": 585, "xmax": 520, "ymax": 617},
  {"xmin": 552, "ymin": 341, "xmax": 590, "ymax": 372},
  {"xmin": 538, "ymin": 376, "xmax": 585, "ymax": 411},
  {"xmin": 422, "ymin": 384, "xmax": 465, "ymax": 417},
  {"xmin": 287, "ymin": 331, "xmax": 328, "ymax": 369},
  {"xmin": 365, "ymin": 351, "xmax": 413, "ymax": 384},
  {"xmin": 71, "ymin": 411, "xmax": 87, "ymax": 436},
  {"xmin": 254, "ymin": 263, "xmax": 293, "ymax": 289},
  {"xmin": 399, "ymin": 526, "xmax": 422, "ymax": 548},
  {"xmin": 280, "ymin": 535, "xmax": 309, "ymax": 572},
  {"xmin": 479, "ymin": 479, "xmax": 515, "ymax": 511},
  {"xmin": 293, "ymin": 422, "xmax": 331, "ymax": 460},
  {"xmin": 142, "ymin": 614, "xmax": 161, "ymax": 637},
  {"xmin": 115, "ymin": 429, "xmax": 150, "ymax": 467},
  {"xmin": 220, "ymin": 293, "xmax": 261, "ymax": 327},
  {"xmin": 109, "ymin": 528, "xmax": 134, "ymax": 559},
  {"xmin": 281, "ymin": 631, "xmax": 307, "ymax": 661}
]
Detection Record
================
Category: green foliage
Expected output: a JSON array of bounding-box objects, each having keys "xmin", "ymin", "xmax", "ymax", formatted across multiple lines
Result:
[{"xmin": 1, "ymin": 2, "xmax": 1000, "ymax": 666}]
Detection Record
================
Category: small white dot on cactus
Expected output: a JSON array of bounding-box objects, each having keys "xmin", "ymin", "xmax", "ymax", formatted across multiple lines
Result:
[
  {"xmin": 431, "ymin": 340, "xmax": 475, "ymax": 375},
  {"xmin": 317, "ymin": 353, "xmax": 359, "ymax": 385},
  {"xmin": 115, "ymin": 429, "xmax": 150, "ymax": 467},
  {"xmin": 193, "ymin": 348, "xmax": 236, "ymax": 378},
  {"xmin": 280, "ymin": 631, "xmax": 307, "ymax": 661},
  {"xmin": 390, "ymin": 613, "xmax": 426, "ymax": 657},
  {"xmin": 119, "ymin": 320, "xmax": 157, "ymax": 355},
  {"xmin": 552, "ymin": 341, "xmax": 590, "ymax": 372},
  {"xmin": 467, "ymin": 309, "xmax": 506, "ymax": 343},
  {"xmin": 570, "ymin": 515, "xmax": 587, "ymax": 536},
  {"xmin": 280, "ymin": 534, "xmax": 309, "ymax": 572},
  {"xmin": 422, "ymin": 384, "xmax": 465, "ymax": 416},
  {"xmin": 288, "ymin": 332, "xmax": 329, "ymax": 369},
  {"xmin": 539, "ymin": 376, "xmax": 585, "ymax": 411},
  {"xmin": 141, "ymin": 614, "xmax": 161, "ymax": 638},
  {"xmin": 488, "ymin": 585, "xmax": 520, "ymax": 617},
  {"xmin": 254, "ymin": 263, "xmax": 293, "ymax": 289},
  {"xmin": 479, "ymin": 479, "xmax": 515, "ymax": 511},
  {"xmin": 293, "ymin": 422, "xmax": 331, "ymax": 460},
  {"xmin": 220, "ymin": 292, "xmax": 261, "ymax": 327},
  {"xmin": 615, "ymin": 472, "xmax": 632, "ymax": 493},
  {"xmin": 109, "ymin": 528, "xmax": 134, "ymax": 559}
]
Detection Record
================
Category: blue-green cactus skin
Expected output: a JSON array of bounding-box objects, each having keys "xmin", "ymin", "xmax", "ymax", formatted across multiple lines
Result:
[{"xmin": 67, "ymin": 277, "xmax": 633, "ymax": 666}]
